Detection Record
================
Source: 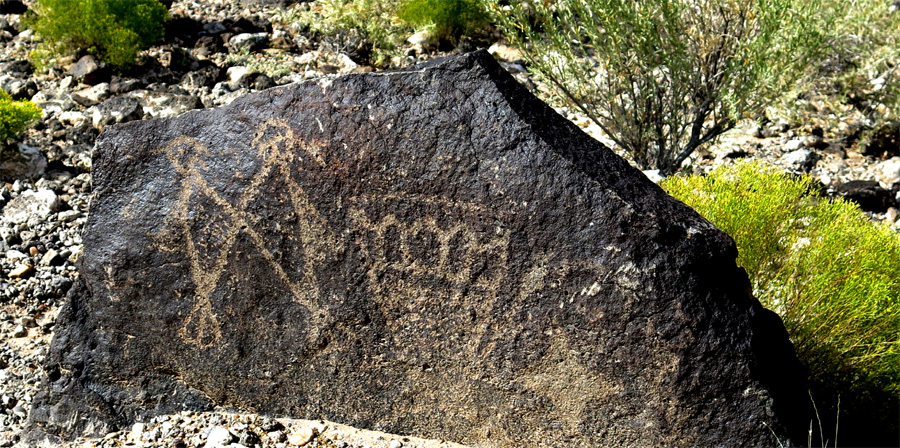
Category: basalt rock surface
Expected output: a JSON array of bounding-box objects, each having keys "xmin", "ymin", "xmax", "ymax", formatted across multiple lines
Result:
[{"xmin": 26, "ymin": 51, "xmax": 808, "ymax": 447}]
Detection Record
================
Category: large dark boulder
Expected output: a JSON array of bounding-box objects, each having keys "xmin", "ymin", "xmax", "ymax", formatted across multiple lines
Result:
[{"xmin": 26, "ymin": 51, "xmax": 808, "ymax": 447}]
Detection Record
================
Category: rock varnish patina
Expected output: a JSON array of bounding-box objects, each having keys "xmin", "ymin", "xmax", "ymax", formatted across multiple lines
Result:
[{"xmin": 26, "ymin": 51, "xmax": 808, "ymax": 446}]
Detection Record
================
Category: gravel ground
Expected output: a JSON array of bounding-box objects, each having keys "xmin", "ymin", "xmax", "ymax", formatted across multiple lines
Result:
[{"xmin": 0, "ymin": 0, "xmax": 898, "ymax": 447}]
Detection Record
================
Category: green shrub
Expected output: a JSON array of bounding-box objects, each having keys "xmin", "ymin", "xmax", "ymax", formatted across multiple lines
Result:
[
  {"xmin": 0, "ymin": 90, "xmax": 41, "ymax": 145},
  {"xmin": 500, "ymin": 0, "xmax": 839, "ymax": 174},
  {"xmin": 26, "ymin": 0, "xmax": 168, "ymax": 70},
  {"xmin": 777, "ymin": 0, "xmax": 900, "ymax": 151},
  {"xmin": 396, "ymin": 0, "xmax": 489, "ymax": 44},
  {"xmin": 295, "ymin": 0, "xmax": 490, "ymax": 68},
  {"xmin": 296, "ymin": 0, "xmax": 407, "ymax": 68},
  {"xmin": 662, "ymin": 161, "xmax": 900, "ymax": 445}
]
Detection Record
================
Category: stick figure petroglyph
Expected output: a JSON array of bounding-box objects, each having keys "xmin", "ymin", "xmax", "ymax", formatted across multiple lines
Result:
[{"xmin": 158, "ymin": 119, "xmax": 337, "ymax": 347}]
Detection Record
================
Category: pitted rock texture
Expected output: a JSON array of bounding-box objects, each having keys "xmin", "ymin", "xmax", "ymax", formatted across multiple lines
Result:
[{"xmin": 26, "ymin": 51, "xmax": 808, "ymax": 447}]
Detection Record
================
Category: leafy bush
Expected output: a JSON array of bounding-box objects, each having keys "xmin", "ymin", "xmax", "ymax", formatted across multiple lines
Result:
[
  {"xmin": 780, "ymin": 0, "xmax": 900, "ymax": 153},
  {"xmin": 0, "ymin": 90, "xmax": 41, "ymax": 145},
  {"xmin": 26, "ymin": 0, "xmax": 168, "ymax": 70},
  {"xmin": 662, "ymin": 161, "xmax": 900, "ymax": 445},
  {"xmin": 500, "ymin": 0, "xmax": 838, "ymax": 174},
  {"xmin": 396, "ymin": 0, "xmax": 489, "ymax": 44},
  {"xmin": 296, "ymin": 0, "xmax": 407, "ymax": 68},
  {"xmin": 295, "ymin": 0, "xmax": 490, "ymax": 68}
]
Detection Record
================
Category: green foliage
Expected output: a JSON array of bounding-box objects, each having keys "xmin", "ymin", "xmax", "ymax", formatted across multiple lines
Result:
[
  {"xmin": 295, "ymin": 0, "xmax": 490, "ymax": 68},
  {"xmin": 296, "ymin": 0, "xmax": 407, "ymax": 68},
  {"xmin": 26, "ymin": 0, "xmax": 168, "ymax": 70},
  {"xmin": 662, "ymin": 161, "xmax": 900, "ymax": 443},
  {"xmin": 779, "ymin": 0, "xmax": 900, "ymax": 149},
  {"xmin": 0, "ymin": 90, "xmax": 41, "ymax": 145},
  {"xmin": 225, "ymin": 49, "xmax": 293, "ymax": 79},
  {"xmin": 500, "ymin": 0, "xmax": 838, "ymax": 174},
  {"xmin": 396, "ymin": 0, "xmax": 489, "ymax": 44}
]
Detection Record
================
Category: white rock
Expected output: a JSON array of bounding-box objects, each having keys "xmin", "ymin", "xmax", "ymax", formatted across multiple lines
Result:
[
  {"xmin": 877, "ymin": 157, "xmax": 900, "ymax": 185},
  {"xmin": 205, "ymin": 426, "xmax": 235, "ymax": 448},
  {"xmin": 642, "ymin": 169, "xmax": 664, "ymax": 183},
  {"xmin": 5, "ymin": 250, "xmax": 27, "ymax": 260},
  {"xmin": 227, "ymin": 66, "xmax": 252, "ymax": 83},
  {"xmin": 297, "ymin": 52, "xmax": 319, "ymax": 66},
  {"xmin": 229, "ymin": 32, "xmax": 269, "ymax": 51},
  {"xmin": 1, "ymin": 188, "xmax": 60, "ymax": 224},
  {"xmin": 407, "ymin": 30, "xmax": 437, "ymax": 48},
  {"xmin": 287, "ymin": 426, "xmax": 314, "ymax": 446},
  {"xmin": 335, "ymin": 53, "xmax": 358, "ymax": 72},
  {"xmin": 129, "ymin": 422, "xmax": 145, "ymax": 442},
  {"xmin": 58, "ymin": 111, "xmax": 88, "ymax": 126},
  {"xmin": 488, "ymin": 43, "xmax": 523, "ymax": 62},
  {"xmin": 74, "ymin": 82, "xmax": 110, "ymax": 104},
  {"xmin": 783, "ymin": 139, "xmax": 803, "ymax": 151}
]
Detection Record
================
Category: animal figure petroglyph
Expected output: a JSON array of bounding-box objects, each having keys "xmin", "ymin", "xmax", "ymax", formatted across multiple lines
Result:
[{"xmin": 153, "ymin": 119, "xmax": 528, "ymax": 349}]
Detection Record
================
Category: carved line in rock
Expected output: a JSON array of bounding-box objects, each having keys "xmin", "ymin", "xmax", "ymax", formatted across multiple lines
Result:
[
  {"xmin": 158, "ymin": 119, "xmax": 336, "ymax": 348},
  {"xmin": 147, "ymin": 118, "xmax": 615, "ymax": 355}
]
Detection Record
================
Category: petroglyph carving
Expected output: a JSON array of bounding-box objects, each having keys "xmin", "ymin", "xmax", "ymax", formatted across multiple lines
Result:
[
  {"xmin": 155, "ymin": 119, "xmax": 520, "ymax": 348},
  {"xmin": 158, "ymin": 120, "xmax": 337, "ymax": 347},
  {"xmin": 151, "ymin": 120, "xmax": 524, "ymax": 347}
]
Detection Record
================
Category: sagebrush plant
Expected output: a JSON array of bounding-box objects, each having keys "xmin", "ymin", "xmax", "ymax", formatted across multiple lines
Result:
[
  {"xmin": 662, "ymin": 161, "xmax": 900, "ymax": 444},
  {"xmin": 396, "ymin": 0, "xmax": 490, "ymax": 44},
  {"xmin": 225, "ymin": 49, "xmax": 293, "ymax": 79},
  {"xmin": 0, "ymin": 90, "xmax": 41, "ymax": 146},
  {"xmin": 780, "ymin": 0, "xmax": 900, "ymax": 149},
  {"xmin": 296, "ymin": 0, "xmax": 408, "ymax": 68},
  {"xmin": 500, "ymin": 0, "xmax": 838, "ymax": 174},
  {"xmin": 26, "ymin": 0, "xmax": 168, "ymax": 70}
]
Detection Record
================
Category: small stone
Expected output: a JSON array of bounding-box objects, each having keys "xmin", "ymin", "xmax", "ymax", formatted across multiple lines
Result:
[
  {"xmin": 28, "ymin": 246, "xmax": 38, "ymax": 256},
  {"xmin": 8, "ymin": 263, "xmax": 33, "ymax": 278},
  {"xmin": 227, "ymin": 66, "xmax": 253, "ymax": 84},
  {"xmin": 228, "ymin": 32, "xmax": 269, "ymax": 52},
  {"xmin": 72, "ymin": 82, "xmax": 111, "ymax": 107},
  {"xmin": 11, "ymin": 325, "xmax": 27, "ymax": 338},
  {"xmin": 2, "ymin": 188, "xmax": 60, "ymax": 224},
  {"xmin": 407, "ymin": 30, "xmax": 437, "ymax": 49},
  {"xmin": 130, "ymin": 422, "xmax": 145, "ymax": 442},
  {"xmin": 205, "ymin": 426, "xmax": 235, "ymax": 448},
  {"xmin": 287, "ymin": 426, "xmax": 314, "ymax": 446},
  {"xmin": 802, "ymin": 134, "xmax": 826, "ymax": 149},
  {"xmin": 5, "ymin": 250, "xmax": 27, "ymax": 260},
  {"xmin": 11, "ymin": 405, "xmax": 26, "ymax": 418},
  {"xmin": 781, "ymin": 149, "xmax": 819, "ymax": 173},
  {"xmin": 886, "ymin": 207, "xmax": 899, "ymax": 224},
  {"xmin": 91, "ymin": 95, "xmax": 144, "ymax": 129},
  {"xmin": 388, "ymin": 441, "xmax": 403, "ymax": 448},
  {"xmin": 39, "ymin": 249, "xmax": 61, "ymax": 266},
  {"xmin": 783, "ymin": 139, "xmax": 803, "ymax": 151},
  {"xmin": 70, "ymin": 55, "xmax": 109, "ymax": 85},
  {"xmin": 58, "ymin": 111, "xmax": 89, "ymax": 126},
  {"xmin": 57, "ymin": 210, "xmax": 82, "ymax": 222},
  {"xmin": 877, "ymin": 157, "xmax": 900, "ymax": 185}
]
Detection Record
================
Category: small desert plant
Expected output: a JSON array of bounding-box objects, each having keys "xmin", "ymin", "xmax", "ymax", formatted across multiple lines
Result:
[
  {"xmin": 786, "ymin": 0, "xmax": 900, "ymax": 154},
  {"xmin": 225, "ymin": 49, "xmax": 293, "ymax": 79},
  {"xmin": 0, "ymin": 90, "xmax": 41, "ymax": 146},
  {"xmin": 500, "ymin": 0, "xmax": 838, "ymax": 174},
  {"xmin": 396, "ymin": 0, "xmax": 490, "ymax": 44},
  {"xmin": 662, "ymin": 160, "xmax": 900, "ymax": 445},
  {"xmin": 297, "ymin": 0, "xmax": 407, "ymax": 68},
  {"xmin": 26, "ymin": 0, "xmax": 168, "ymax": 70}
]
